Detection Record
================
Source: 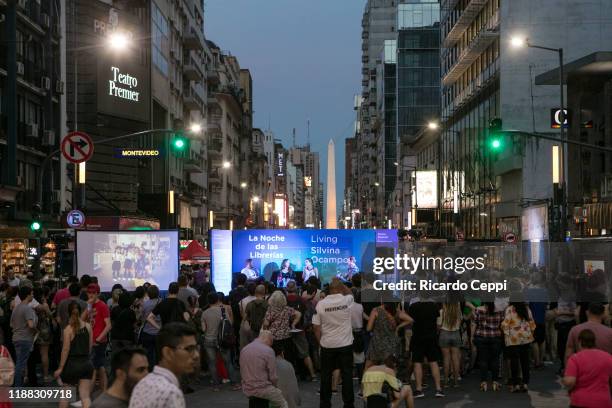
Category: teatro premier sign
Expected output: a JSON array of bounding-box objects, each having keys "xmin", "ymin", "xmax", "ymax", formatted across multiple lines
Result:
[{"xmin": 108, "ymin": 66, "xmax": 140, "ymax": 102}]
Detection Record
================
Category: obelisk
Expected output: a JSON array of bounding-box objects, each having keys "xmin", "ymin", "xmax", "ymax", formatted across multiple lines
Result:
[{"xmin": 326, "ymin": 139, "xmax": 337, "ymax": 229}]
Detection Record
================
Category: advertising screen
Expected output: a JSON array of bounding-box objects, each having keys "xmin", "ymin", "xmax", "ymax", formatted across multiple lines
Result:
[
  {"xmin": 76, "ymin": 230, "xmax": 179, "ymax": 292},
  {"xmin": 211, "ymin": 229, "xmax": 397, "ymax": 294}
]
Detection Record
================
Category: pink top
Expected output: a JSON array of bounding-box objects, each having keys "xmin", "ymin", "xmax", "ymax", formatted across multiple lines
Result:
[
  {"xmin": 239, "ymin": 339, "xmax": 278, "ymax": 397},
  {"xmin": 52, "ymin": 287, "xmax": 70, "ymax": 306},
  {"xmin": 565, "ymin": 348, "xmax": 612, "ymax": 408}
]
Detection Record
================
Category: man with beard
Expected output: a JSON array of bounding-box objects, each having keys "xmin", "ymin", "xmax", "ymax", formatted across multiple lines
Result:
[{"xmin": 91, "ymin": 347, "xmax": 149, "ymax": 408}]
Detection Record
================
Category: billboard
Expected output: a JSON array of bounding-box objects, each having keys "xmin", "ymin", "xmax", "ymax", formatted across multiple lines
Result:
[
  {"xmin": 97, "ymin": 57, "xmax": 150, "ymax": 122},
  {"xmin": 416, "ymin": 171, "xmax": 437, "ymax": 208}
]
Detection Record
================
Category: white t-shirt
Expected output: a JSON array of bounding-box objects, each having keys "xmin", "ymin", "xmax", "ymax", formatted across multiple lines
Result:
[
  {"xmin": 350, "ymin": 302, "xmax": 364, "ymax": 330},
  {"xmin": 14, "ymin": 296, "xmax": 40, "ymax": 309},
  {"xmin": 312, "ymin": 294, "xmax": 354, "ymax": 349}
]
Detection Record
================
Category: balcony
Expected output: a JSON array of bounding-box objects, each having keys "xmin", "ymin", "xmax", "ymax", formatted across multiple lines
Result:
[
  {"xmin": 442, "ymin": 16, "xmax": 499, "ymax": 86},
  {"xmin": 183, "ymin": 26, "xmax": 204, "ymax": 51},
  {"xmin": 206, "ymin": 69, "xmax": 220, "ymax": 84},
  {"xmin": 207, "ymin": 93, "xmax": 220, "ymax": 108},
  {"xmin": 184, "ymin": 158, "xmax": 203, "ymax": 173},
  {"xmin": 183, "ymin": 56, "xmax": 203, "ymax": 81},
  {"xmin": 452, "ymin": 59, "xmax": 499, "ymax": 110},
  {"xmin": 362, "ymin": 54, "xmax": 369, "ymax": 64},
  {"xmin": 443, "ymin": 0, "xmax": 489, "ymax": 48},
  {"xmin": 183, "ymin": 86, "xmax": 203, "ymax": 111},
  {"xmin": 206, "ymin": 115, "xmax": 223, "ymax": 132}
]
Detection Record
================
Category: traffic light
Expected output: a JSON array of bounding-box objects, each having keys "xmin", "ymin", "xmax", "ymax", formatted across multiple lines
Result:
[
  {"xmin": 170, "ymin": 132, "xmax": 189, "ymax": 155},
  {"xmin": 488, "ymin": 118, "xmax": 504, "ymax": 153},
  {"xmin": 30, "ymin": 203, "xmax": 42, "ymax": 233}
]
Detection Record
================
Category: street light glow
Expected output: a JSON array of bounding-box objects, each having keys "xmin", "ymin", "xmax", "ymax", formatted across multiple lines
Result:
[
  {"xmin": 374, "ymin": 182, "xmax": 380, "ymax": 186},
  {"xmin": 240, "ymin": 182, "xmax": 247, "ymax": 188},
  {"xmin": 252, "ymin": 196, "xmax": 260, "ymax": 203},
  {"xmin": 189, "ymin": 123, "xmax": 202, "ymax": 133},
  {"xmin": 222, "ymin": 161, "xmax": 231, "ymax": 169},
  {"xmin": 511, "ymin": 37, "xmax": 526, "ymax": 48},
  {"xmin": 394, "ymin": 162, "xmax": 399, "ymax": 166},
  {"xmin": 427, "ymin": 122, "xmax": 439, "ymax": 130},
  {"xmin": 107, "ymin": 32, "xmax": 130, "ymax": 51}
]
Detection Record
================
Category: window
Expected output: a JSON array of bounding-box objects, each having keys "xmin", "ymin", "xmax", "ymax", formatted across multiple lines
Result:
[{"xmin": 151, "ymin": 4, "xmax": 169, "ymax": 76}]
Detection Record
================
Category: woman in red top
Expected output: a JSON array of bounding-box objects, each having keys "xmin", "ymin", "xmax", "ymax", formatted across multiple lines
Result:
[{"xmin": 563, "ymin": 329, "xmax": 612, "ymax": 408}]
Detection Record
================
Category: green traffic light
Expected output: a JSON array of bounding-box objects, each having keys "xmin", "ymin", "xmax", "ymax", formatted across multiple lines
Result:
[
  {"xmin": 30, "ymin": 221, "xmax": 42, "ymax": 232},
  {"xmin": 174, "ymin": 139, "xmax": 185, "ymax": 149},
  {"xmin": 491, "ymin": 139, "xmax": 501, "ymax": 149}
]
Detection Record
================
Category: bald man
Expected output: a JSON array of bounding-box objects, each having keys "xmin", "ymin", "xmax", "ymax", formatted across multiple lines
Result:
[{"xmin": 240, "ymin": 330, "xmax": 288, "ymax": 408}]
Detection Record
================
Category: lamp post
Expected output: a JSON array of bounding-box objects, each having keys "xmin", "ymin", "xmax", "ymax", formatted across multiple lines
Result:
[
  {"xmin": 222, "ymin": 161, "xmax": 231, "ymax": 228},
  {"xmin": 511, "ymin": 37, "xmax": 566, "ymax": 240}
]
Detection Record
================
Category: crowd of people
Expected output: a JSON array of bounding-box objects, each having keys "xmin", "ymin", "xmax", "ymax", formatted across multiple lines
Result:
[{"xmin": 0, "ymin": 263, "xmax": 610, "ymax": 408}]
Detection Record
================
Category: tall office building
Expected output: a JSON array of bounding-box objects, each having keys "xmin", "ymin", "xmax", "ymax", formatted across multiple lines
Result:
[
  {"xmin": 440, "ymin": 0, "xmax": 612, "ymax": 240},
  {"xmin": 391, "ymin": 0, "xmax": 440, "ymax": 228},
  {"xmin": 357, "ymin": 0, "xmax": 396, "ymax": 227}
]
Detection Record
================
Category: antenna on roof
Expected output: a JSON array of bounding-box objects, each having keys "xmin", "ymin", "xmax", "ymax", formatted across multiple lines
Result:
[
  {"xmin": 307, "ymin": 119, "xmax": 310, "ymax": 148},
  {"xmin": 292, "ymin": 128, "xmax": 296, "ymax": 148}
]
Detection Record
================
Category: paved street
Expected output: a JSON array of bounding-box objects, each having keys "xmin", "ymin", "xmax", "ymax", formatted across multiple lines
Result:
[{"xmin": 185, "ymin": 364, "xmax": 569, "ymax": 408}]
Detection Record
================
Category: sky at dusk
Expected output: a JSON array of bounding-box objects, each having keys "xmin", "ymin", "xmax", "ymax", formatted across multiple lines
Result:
[{"xmin": 205, "ymin": 0, "xmax": 364, "ymax": 216}]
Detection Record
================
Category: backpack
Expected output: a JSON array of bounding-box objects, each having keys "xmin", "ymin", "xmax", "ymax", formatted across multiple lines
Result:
[
  {"xmin": 217, "ymin": 307, "xmax": 236, "ymax": 349},
  {"xmin": 246, "ymin": 299, "xmax": 268, "ymax": 335},
  {"xmin": 190, "ymin": 308, "xmax": 204, "ymax": 337}
]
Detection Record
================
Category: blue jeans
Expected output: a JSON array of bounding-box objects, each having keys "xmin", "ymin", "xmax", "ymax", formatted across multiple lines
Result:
[
  {"xmin": 13, "ymin": 340, "xmax": 33, "ymax": 387},
  {"xmin": 139, "ymin": 332, "xmax": 157, "ymax": 370},
  {"xmin": 203, "ymin": 340, "xmax": 238, "ymax": 385}
]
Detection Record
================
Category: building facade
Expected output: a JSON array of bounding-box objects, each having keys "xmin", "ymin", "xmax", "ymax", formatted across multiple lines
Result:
[{"xmin": 440, "ymin": 0, "xmax": 612, "ymax": 241}]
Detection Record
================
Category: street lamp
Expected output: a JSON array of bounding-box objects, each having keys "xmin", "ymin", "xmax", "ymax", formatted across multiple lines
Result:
[
  {"xmin": 222, "ymin": 161, "xmax": 231, "ymax": 169},
  {"xmin": 427, "ymin": 121, "xmax": 439, "ymax": 130},
  {"xmin": 189, "ymin": 123, "xmax": 203, "ymax": 134},
  {"xmin": 240, "ymin": 182, "xmax": 247, "ymax": 188},
  {"xmin": 107, "ymin": 32, "xmax": 130, "ymax": 51},
  {"xmin": 252, "ymin": 196, "xmax": 260, "ymax": 203},
  {"xmin": 512, "ymin": 36, "xmax": 567, "ymax": 240}
]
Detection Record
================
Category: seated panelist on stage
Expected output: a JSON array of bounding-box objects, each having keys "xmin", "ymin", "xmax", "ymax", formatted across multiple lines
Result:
[
  {"xmin": 336, "ymin": 256, "xmax": 360, "ymax": 282},
  {"xmin": 270, "ymin": 259, "xmax": 295, "ymax": 289},
  {"xmin": 241, "ymin": 258, "xmax": 260, "ymax": 281},
  {"xmin": 302, "ymin": 258, "xmax": 319, "ymax": 282}
]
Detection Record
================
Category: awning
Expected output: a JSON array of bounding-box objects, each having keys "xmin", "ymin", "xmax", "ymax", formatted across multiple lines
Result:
[
  {"xmin": 535, "ymin": 52, "xmax": 612, "ymax": 85},
  {"xmin": 180, "ymin": 239, "xmax": 210, "ymax": 261}
]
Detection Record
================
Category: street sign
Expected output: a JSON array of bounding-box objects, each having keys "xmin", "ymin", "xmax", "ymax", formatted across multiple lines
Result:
[
  {"xmin": 503, "ymin": 232, "xmax": 516, "ymax": 243},
  {"xmin": 67, "ymin": 210, "xmax": 86, "ymax": 228},
  {"xmin": 61, "ymin": 131, "xmax": 94, "ymax": 164},
  {"xmin": 456, "ymin": 231, "xmax": 465, "ymax": 241}
]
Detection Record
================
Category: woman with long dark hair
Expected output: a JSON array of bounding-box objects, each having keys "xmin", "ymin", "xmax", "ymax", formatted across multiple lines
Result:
[
  {"xmin": 469, "ymin": 301, "xmax": 504, "ymax": 392},
  {"xmin": 54, "ymin": 302, "xmax": 93, "ymax": 408},
  {"xmin": 365, "ymin": 302, "xmax": 412, "ymax": 370},
  {"xmin": 501, "ymin": 300, "xmax": 535, "ymax": 392}
]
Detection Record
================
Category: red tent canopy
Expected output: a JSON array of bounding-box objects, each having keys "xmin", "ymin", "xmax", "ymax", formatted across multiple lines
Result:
[{"xmin": 180, "ymin": 240, "xmax": 210, "ymax": 262}]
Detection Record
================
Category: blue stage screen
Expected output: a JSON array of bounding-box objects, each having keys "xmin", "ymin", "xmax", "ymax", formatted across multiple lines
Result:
[{"xmin": 211, "ymin": 229, "xmax": 397, "ymax": 292}]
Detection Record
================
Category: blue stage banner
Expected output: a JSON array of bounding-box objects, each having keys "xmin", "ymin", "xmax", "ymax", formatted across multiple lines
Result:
[{"xmin": 231, "ymin": 229, "xmax": 378, "ymax": 283}]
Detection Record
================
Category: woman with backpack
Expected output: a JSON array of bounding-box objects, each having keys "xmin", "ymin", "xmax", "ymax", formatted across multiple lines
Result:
[
  {"xmin": 201, "ymin": 291, "xmax": 240, "ymax": 391},
  {"xmin": 501, "ymin": 298, "xmax": 536, "ymax": 392}
]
